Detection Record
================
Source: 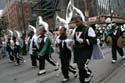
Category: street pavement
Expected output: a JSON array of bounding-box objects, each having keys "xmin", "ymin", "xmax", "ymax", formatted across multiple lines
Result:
[
  {"xmin": 101, "ymin": 59, "xmax": 125, "ymax": 83},
  {"xmin": 0, "ymin": 47, "xmax": 125, "ymax": 83}
]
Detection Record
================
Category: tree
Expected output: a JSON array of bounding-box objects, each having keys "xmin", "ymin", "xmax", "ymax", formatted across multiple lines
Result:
[{"xmin": 0, "ymin": 17, "xmax": 6, "ymax": 37}]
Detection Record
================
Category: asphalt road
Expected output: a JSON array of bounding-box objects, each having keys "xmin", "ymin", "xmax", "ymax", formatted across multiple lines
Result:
[
  {"xmin": 0, "ymin": 47, "xmax": 125, "ymax": 83},
  {"xmin": 100, "ymin": 63, "xmax": 125, "ymax": 83}
]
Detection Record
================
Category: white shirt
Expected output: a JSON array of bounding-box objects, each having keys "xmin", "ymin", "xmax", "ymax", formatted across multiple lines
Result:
[
  {"xmin": 55, "ymin": 35, "xmax": 73, "ymax": 51},
  {"xmin": 29, "ymin": 35, "xmax": 38, "ymax": 55}
]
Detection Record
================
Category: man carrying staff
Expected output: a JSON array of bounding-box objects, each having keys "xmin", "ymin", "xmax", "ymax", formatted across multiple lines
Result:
[{"xmin": 70, "ymin": 16, "xmax": 97, "ymax": 83}]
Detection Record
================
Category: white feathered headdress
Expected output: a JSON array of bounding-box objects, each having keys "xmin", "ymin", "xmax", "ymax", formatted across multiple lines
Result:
[
  {"xmin": 56, "ymin": 14, "xmax": 68, "ymax": 29},
  {"xmin": 105, "ymin": 17, "xmax": 112, "ymax": 23},
  {"xmin": 56, "ymin": 0, "xmax": 74, "ymax": 29},
  {"xmin": 14, "ymin": 30, "xmax": 21, "ymax": 39},
  {"xmin": 8, "ymin": 30, "xmax": 13, "ymax": 37},
  {"xmin": 37, "ymin": 16, "xmax": 49, "ymax": 32},
  {"xmin": 72, "ymin": 5, "xmax": 85, "ymax": 22},
  {"xmin": 66, "ymin": 0, "xmax": 74, "ymax": 23},
  {"xmin": 37, "ymin": 16, "xmax": 54, "ymax": 43},
  {"xmin": 29, "ymin": 25, "xmax": 37, "ymax": 34}
]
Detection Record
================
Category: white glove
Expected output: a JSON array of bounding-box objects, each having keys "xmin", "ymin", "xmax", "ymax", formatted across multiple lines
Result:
[
  {"xmin": 56, "ymin": 38, "xmax": 61, "ymax": 44},
  {"xmin": 65, "ymin": 39, "xmax": 73, "ymax": 51},
  {"xmin": 76, "ymin": 37, "xmax": 83, "ymax": 44},
  {"xmin": 97, "ymin": 39, "xmax": 100, "ymax": 45},
  {"xmin": 16, "ymin": 41, "xmax": 19, "ymax": 46}
]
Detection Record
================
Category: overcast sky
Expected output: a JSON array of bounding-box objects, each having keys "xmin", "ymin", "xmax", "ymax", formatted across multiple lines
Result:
[{"xmin": 0, "ymin": 0, "xmax": 6, "ymax": 9}]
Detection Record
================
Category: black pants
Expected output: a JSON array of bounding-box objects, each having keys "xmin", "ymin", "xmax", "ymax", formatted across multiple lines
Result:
[
  {"xmin": 69, "ymin": 65, "xmax": 77, "ymax": 73},
  {"xmin": 112, "ymin": 45, "xmax": 124, "ymax": 60},
  {"xmin": 74, "ymin": 48, "xmax": 93, "ymax": 83},
  {"xmin": 30, "ymin": 55, "xmax": 39, "ymax": 66},
  {"xmin": 77, "ymin": 60, "xmax": 92, "ymax": 83},
  {"xmin": 8, "ymin": 50, "xmax": 14, "ymax": 61},
  {"xmin": 60, "ymin": 57, "xmax": 76, "ymax": 79},
  {"xmin": 39, "ymin": 54, "xmax": 57, "ymax": 70},
  {"xmin": 13, "ymin": 51, "xmax": 20, "ymax": 64}
]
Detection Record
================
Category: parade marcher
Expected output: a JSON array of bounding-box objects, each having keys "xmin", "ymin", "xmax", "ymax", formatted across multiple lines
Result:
[
  {"xmin": 70, "ymin": 16, "xmax": 96, "ymax": 83},
  {"xmin": 0, "ymin": 38, "xmax": 2, "ymax": 59},
  {"xmin": 18, "ymin": 36, "xmax": 24, "ymax": 56},
  {"xmin": 28, "ymin": 29, "xmax": 39, "ymax": 67},
  {"xmin": 108, "ymin": 23, "xmax": 125, "ymax": 63},
  {"xmin": 37, "ymin": 26, "xmax": 59, "ymax": 75},
  {"xmin": 11, "ymin": 36, "xmax": 25, "ymax": 65},
  {"xmin": 16, "ymin": 31, "xmax": 25, "ymax": 63},
  {"xmin": 1, "ymin": 38, "xmax": 8, "ymax": 58},
  {"xmin": 55, "ymin": 26, "xmax": 77, "ymax": 82},
  {"xmin": 12, "ymin": 36, "xmax": 20, "ymax": 65},
  {"xmin": 6, "ymin": 37, "xmax": 14, "ymax": 62}
]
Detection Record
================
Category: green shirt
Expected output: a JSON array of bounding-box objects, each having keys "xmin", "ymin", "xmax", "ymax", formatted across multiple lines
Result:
[{"xmin": 39, "ymin": 38, "xmax": 54, "ymax": 56}]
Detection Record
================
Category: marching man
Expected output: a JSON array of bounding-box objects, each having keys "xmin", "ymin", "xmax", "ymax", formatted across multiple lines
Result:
[
  {"xmin": 28, "ymin": 28, "xmax": 39, "ymax": 67},
  {"xmin": 108, "ymin": 23, "xmax": 125, "ymax": 63},
  {"xmin": 37, "ymin": 26, "xmax": 59, "ymax": 75},
  {"xmin": 70, "ymin": 16, "xmax": 97, "ymax": 83},
  {"xmin": 55, "ymin": 26, "xmax": 77, "ymax": 82},
  {"xmin": 6, "ymin": 37, "xmax": 14, "ymax": 62}
]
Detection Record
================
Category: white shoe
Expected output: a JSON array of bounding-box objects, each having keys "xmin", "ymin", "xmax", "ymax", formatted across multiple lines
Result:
[
  {"xmin": 22, "ymin": 60, "xmax": 26, "ymax": 63},
  {"xmin": 112, "ymin": 60, "xmax": 117, "ymax": 63},
  {"xmin": 9, "ymin": 60, "xmax": 14, "ymax": 63},
  {"xmin": 62, "ymin": 78, "xmax": 69, "ymax": 82},
  {"xmin": 55, "ymin": 63, "xmax": 59, "ymax": 71},
  {"xmin": 38, "ymin": 69, "xmax": 46, "ymax": 75},
  {"xmin": 85, "ymin": 73, "xmax": 94, "ymax": 82},
  {"xmin": 15, "ymin": 63, "xmax": 18, "ymax": 66},
  {"xmin": 122, "ymin": 55, "xmax": 125, "ymax": 60}
]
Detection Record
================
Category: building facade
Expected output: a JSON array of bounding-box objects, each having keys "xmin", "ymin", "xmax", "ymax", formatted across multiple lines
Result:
[
  {"xmin": 58, "ymin": 0, "xmax": 125, "ymax": 17},
  {"xmin": 95, "ymin": 0, "xmax": 125, "ymax": 17},
  {"xmin": 31, "ymin": 0, "xmax": 59, "ymax": 30},
  {"xmin": 3, "ymin": 0, "xmax": 31, "ymax": 33},
  {"xmin": 32, "ymin": 0, "xmax": 125, "ymax": 25},
  {"xmin": 3, "ymin": 0, "xmax": 125, "ymax": 31}
]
